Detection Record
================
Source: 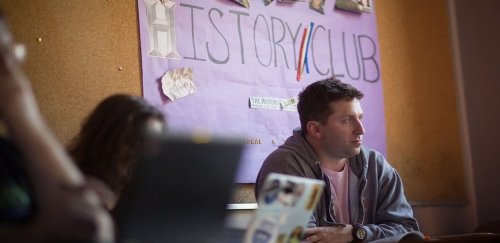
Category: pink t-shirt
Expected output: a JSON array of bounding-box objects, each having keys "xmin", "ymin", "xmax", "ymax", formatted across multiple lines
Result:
[{"xmin": 321, "ymin": 162, "xmax": 350, "ymax": 224}]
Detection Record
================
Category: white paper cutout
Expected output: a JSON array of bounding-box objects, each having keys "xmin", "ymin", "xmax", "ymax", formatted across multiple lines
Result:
[
  {"xmin": 161, "ymin": 67, "xmax": 196, "ymax": 101},
  {"xmin": 144, "ymin": 0, "xmax": 180, "ymax": 59}
]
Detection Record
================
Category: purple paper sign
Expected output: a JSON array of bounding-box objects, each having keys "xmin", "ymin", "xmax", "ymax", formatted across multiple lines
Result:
[{"xmin": 137, "ymin": 0, "xmax": 386, "ymax": 183}]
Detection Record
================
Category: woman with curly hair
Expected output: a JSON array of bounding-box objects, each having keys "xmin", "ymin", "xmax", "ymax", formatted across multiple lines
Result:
[{"xmin": 67, "ymin": 94, "xmax": 165, "ymax": 209}]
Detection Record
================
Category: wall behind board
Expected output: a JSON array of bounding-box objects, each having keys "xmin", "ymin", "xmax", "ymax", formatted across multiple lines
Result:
[{"xmin": 0, "ymin": 0, "xmax": 465, "ymax": 203}]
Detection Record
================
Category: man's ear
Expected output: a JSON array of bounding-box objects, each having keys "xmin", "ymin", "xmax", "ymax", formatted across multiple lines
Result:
[{"xmin": 306, "ymin": 121, "xmax": 322, "ymax": 139}]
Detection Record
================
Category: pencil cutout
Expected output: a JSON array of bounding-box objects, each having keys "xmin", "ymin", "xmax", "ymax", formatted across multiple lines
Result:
[
  {"xmin": 296, "ymin": 27, "xmax": 308, "ymax": 81},
  {"xmin": 304, "ymin": 22, "xmax": 314, "ymax": 74}
]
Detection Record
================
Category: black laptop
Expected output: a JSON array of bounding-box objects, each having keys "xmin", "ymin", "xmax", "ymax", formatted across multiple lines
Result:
[{"xmin": 114, "ymin": 133, "xmax": 244, "ymax": 243}]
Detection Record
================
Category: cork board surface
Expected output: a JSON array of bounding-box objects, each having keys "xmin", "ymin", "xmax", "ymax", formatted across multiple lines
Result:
[
  {"xmin": 0, "ymin": 0, "xmax": 142, "ymax": 145},
  {"xmin": 1, "ymin": 0, "xmax": 465, "ymax": 203}
]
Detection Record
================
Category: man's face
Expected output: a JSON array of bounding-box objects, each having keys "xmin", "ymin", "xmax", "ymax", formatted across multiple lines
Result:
[{"xmin": 316, "ymin": 98, "xmax": 365, "ymax": 159}]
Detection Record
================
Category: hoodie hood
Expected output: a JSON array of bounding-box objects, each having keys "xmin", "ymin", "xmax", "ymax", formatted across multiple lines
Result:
[{"xmin": 279, "ymin": 129, "xmax": 322, "ymax": 175}]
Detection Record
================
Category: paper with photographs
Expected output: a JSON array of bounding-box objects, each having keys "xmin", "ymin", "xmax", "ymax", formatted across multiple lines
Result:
[
  {"xmin": 309, "ymin": 0, "xmax": 325, "ymax": 14},
  {"xmin": 335, "ymin": 0, "xmax": 373, "ymax": 13},
  {"xmin": 232, "ymin": 0, "xmax": 251, "ymax": 8},
  {"xmin": 262, "ymin": 0, "xmax": 274, "ymax": 6}
]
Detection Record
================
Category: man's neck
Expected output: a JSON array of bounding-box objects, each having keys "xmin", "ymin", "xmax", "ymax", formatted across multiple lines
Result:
[
  {"xmin": 305, "ymin": 134, "xmax": 348, "ymax": 172},
  {"xmin": 319, "ymin": 156, "xmax": 347, "ymax": 172}
]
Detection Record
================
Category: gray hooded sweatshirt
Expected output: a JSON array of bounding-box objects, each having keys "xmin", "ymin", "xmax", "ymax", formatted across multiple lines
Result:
[{"xmin": 255, "ymin": 130, "xmax": 419, "ymax": 242}]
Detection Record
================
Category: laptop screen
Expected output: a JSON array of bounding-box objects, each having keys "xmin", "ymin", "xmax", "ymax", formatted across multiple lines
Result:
[{"xmin": 114, "ymin": 133, "xmax": 244, "ymax": 242}]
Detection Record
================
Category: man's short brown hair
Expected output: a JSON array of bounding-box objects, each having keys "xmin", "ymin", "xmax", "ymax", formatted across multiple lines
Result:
[{"xmin": 297, "ymin": 78, "xmax": 364, "ymax": 134}]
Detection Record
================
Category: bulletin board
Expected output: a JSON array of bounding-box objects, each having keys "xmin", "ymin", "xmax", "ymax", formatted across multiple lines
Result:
[
  {"xmin": 137, "ymin": 0, "xmax": 387, "ymax": 183},
  {"xmin": 1, "ymin": 0, "xmax": 465, "ymax": 203}
]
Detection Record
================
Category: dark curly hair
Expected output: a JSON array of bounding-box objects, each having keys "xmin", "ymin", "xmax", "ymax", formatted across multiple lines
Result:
[
  {"xmin": 67, "ymin": 94, "xmax": 165, "ymax": 196},
  {"xmin": 298, "ymin": 78, "xmax": 364, "ymax": 134}
]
